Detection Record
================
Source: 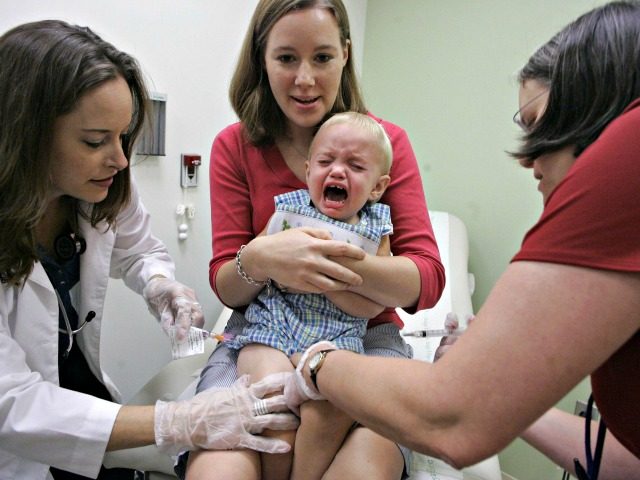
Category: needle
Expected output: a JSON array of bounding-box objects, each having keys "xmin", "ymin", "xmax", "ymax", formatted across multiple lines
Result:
[{"xmin": 401, "ymin": 329, "xmax": 464, "ymax": 337}]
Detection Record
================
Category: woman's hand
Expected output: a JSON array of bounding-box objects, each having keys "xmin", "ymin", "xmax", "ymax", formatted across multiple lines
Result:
[
  {"xmin": 285, "ymin": 342, "xmax": 337, "ymax": 414},
  {"xmin": 433, "ymin": 313, "xmax": 475, "ymax": 362},
  {"xmin": 244, "ymin": 227, "xmax": 366, "ymax": 293},
  {"xmin": 142, "ymin": 277, "xmax": 205, "ymax": 342},
  {"xmin": 154, "ymin": 373, "xmax": 299, "ymax": 455}
]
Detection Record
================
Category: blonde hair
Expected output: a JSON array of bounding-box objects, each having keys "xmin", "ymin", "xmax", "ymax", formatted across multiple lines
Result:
[{"xmin": 312, "ymin": 112, "xmax": 393, "ymax": 173}]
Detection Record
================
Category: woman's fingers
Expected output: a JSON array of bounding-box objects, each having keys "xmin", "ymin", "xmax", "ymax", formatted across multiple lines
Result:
[{"xmin": 261, "ymin": 228, "xmax": 365, "ymax": 291}]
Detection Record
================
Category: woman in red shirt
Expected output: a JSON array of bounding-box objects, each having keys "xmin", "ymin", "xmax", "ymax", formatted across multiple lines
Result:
[{"xmin": 182, "ymin": 1, "xmax": 445, "ymax": 479}]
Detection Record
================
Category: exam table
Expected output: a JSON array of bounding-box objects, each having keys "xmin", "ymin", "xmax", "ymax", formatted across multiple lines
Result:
[{"xmin": 104, "ymin": 211, "xmax": 502, "ymax": 480}]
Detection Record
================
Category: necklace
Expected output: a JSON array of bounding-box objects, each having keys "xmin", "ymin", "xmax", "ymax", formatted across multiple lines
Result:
[{"xmin": 287, "ymin": 139, "xmax": 310, "ymax": 160}]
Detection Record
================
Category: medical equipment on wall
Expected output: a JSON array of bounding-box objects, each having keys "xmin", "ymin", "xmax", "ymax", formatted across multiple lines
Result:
[
  {"xmin": 136, "ymin": 91, "xmax": 167, "ymax": 156},
  {"xmin": 176, "ymin": 203, "xmax": 196, "ymax": 240},
  {"xmin": 180, "ymin": 154, "xmax": 201, "ymax": 188}
]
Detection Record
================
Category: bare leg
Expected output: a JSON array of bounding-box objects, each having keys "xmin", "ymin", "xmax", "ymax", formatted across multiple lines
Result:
[
  {"xmin": 323, "ymin": 426, "xmax": 404, "ymax": 480},
  {"xmin": 238, "ymin": 344, "xmax": 296, "ymax": 480},
  {"xmin": 185, "ymin": 449, "xmax": 260, "ymax": 480},
  {"xmin": 290, "ymin": 400, "xmax": 355, "ymax": 480},
  {"xmin": 184, "ymin": 344, "xmax": 295, "ymax": 480}
]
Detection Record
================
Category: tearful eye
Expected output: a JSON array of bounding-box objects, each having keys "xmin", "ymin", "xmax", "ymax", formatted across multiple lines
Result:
[{"xmin": 324, "ymin": 185, "xmax": 347, "ymax": 201}]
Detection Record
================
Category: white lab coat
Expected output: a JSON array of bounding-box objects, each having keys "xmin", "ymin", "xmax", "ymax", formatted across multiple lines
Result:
[{"xmin": 0, "ymin": 183, "xmax": 174, "ymax": 479}]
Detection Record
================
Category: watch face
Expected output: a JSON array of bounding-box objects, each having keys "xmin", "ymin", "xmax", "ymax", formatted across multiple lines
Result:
[{"xmin": 309, "ymin": 352, "xmax": 324, "ymax": 370}]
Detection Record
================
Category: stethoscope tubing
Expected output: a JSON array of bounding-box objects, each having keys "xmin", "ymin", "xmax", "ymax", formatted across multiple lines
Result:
[{"xmin": 54, "ymin": 288, "xmax": 95, "ymax": 358}]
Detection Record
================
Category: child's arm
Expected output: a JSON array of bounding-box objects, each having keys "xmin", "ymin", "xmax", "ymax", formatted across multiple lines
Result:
[
  {"xmin": 324, "ymin": 290, "xmax": 386, "ymax": 318},
  {"xmin": 324, "ymin": 235, "xmax": 391, "ymax": 318}
]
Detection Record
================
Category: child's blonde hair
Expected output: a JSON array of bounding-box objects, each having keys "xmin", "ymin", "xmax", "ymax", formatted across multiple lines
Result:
[{"xmin": 313, "ymin": 112, "xmax": 393, "ymax": 173}]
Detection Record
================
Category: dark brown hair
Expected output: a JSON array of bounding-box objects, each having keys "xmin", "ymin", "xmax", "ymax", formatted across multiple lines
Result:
[
  {"xmin": 513, "ymin": 1, "xmax": 640, "ymax": 164},
  {"xmin": 0, "ymin": 20, "xmax": 149, "ymax": 284}
]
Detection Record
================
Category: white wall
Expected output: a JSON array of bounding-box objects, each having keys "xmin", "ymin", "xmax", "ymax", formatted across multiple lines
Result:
[{"xmin": 0, "ymin": 0, "xmax": 367, "ymax": 401}]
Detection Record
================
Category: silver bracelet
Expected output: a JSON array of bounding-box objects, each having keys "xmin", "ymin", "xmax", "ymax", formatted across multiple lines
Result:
[{"xmin": 235, "ymin": 245, "xmax": 272, "ymax": 289}]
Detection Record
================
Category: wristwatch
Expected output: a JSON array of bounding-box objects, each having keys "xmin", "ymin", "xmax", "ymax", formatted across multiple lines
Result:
[{"xmin": 308, "ymin": 349, "xmax": 334, "ymax": 390}]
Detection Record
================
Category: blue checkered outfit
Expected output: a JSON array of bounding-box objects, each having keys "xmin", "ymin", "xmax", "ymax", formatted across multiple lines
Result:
[{"xmin": 226, "ymin": 189, "xmax": 393, "ymax": 356}]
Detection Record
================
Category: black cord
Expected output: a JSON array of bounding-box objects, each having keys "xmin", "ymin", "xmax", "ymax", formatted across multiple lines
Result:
[{"xmin": 573, "ymin": 394, "xmax": 607, "ymax": 480}]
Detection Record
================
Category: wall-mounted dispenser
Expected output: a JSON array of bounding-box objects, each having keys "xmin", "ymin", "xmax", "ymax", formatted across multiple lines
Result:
[
  {"xmin": 181, "ymin": 154, "xmax": 201, "ymax": 188},
  {"xmin": 136, "ymin": 92, "xmax": 167, "ymax": 156}
]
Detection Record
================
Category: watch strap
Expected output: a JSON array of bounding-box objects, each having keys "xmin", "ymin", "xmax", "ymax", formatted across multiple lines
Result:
[{"xmin": 310, "ymin": 349, "xmax": 334, "ymax": 390}]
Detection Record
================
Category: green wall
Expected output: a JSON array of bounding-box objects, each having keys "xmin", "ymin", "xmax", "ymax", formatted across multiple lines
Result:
[{"xmin": 361, "ymin": 1, "xmax": 605, "ymax": 478}]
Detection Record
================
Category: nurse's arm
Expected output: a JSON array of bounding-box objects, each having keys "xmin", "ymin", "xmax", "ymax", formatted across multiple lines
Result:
[
  {"xmin": 106, "ymin": 405, "xmax": 156, "ymax": 450},
  {"xmin": 305, "ymin": 261, "xmax": 640, "ymax": 468}
]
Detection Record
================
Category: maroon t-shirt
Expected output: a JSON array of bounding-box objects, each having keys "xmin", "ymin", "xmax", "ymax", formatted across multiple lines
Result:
[{"xmin": 513, "ymin": 99, "xmax": 640, "ymax": 457}]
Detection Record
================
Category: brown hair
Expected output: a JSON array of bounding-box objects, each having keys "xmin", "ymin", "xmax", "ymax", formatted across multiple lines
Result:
[
  {"xmin": 229, "ymin": 0, "xmax": 367, "ymax": 146},
  {"xmin": 512, "ymin": 1, "xmax": 640, "ymax": 164},
  {"xmin": 0, "ymin": 20, "xmax": 149, "ymax": 284}
]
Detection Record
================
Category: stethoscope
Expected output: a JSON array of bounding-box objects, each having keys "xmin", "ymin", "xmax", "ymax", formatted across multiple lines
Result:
[
  {"xmin": 50, "ymin": 232, "xmax": 94, "ymax": 359},
  {"xmin": 55, "ymin": 288, "xmax": 96, "ymax": 359}
]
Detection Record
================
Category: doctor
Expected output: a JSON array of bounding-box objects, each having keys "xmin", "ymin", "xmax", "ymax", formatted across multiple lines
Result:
[{"xmin": 0, "ymin": 20, "xmax": 296, "ymax": 480}]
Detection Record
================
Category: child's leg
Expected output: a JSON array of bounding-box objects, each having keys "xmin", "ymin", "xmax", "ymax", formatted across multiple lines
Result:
[
  {"xmin": 184, "ymin": 344, "xmax": 295, "ymax": 480},
  {"xmin": 238, "ymin": 343, "xmax": 296, "ymax": 480},
  {"xmin": 323, "ymin": 426, "xmax": 405, "ymax": 480},
  {"xmin": 290, "ymin": 400, "xmax": 356, "ymax": 480},
  {"xmin": 185, "ymin": 450, "xmax": 260, "ymax": 480}
]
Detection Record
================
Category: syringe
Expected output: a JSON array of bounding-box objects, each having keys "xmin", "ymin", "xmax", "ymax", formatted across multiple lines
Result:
[
  {"xmin": 401, "ymin": 328, "xmax": 464, "ymax": 338},
  {"xmin": 196, "ymin": 328, "xmax": 232, "ymax": 342}
]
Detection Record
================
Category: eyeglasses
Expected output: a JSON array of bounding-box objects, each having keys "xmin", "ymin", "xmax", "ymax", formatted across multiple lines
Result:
[{"xmin": 512, "ymin": 90, "xmax": 548, "ymax": 132}]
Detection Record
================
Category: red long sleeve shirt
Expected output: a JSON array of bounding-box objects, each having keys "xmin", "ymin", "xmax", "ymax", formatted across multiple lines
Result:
[
  {"xmin": 209, "ymin": 113, "xmax": 445, "ymax": 328},
  {"xmin": 513, "ymin": 99, "xmax": 640, "ymax": 457}
]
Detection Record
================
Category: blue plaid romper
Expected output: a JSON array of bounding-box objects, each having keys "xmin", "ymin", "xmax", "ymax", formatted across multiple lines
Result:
[{"xmin": 226, "ymin": 189, "xmax": 393, "ymax": 355}]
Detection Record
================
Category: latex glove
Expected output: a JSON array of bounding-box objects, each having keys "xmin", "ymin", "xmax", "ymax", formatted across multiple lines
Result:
[
  {"xmin": 285, "ymin": 341, "xmax": 337, "ymax": 414},
  {"xmin": 433, "ymin": 313, "xmax": 475, "ymax": 362},
  {"xmin": 154, "ymin": 373, "xmax": 299, "ymax": 455},
  {"xmin": 142, "ymin": 276, "xmax": 204, "ymax": 342}
]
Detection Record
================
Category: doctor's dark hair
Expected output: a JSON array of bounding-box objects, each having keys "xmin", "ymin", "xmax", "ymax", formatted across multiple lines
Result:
[
  {"xmin": 0, "ymin": 20, "xmax": 148, "ymax": 284},
  {"xmin": 229, "ymin": 0, "xmax": 366, "ymax": 146},
  {"xmin": 513, "ymin": 0, "xmax": 640, "ymax": 165}
]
